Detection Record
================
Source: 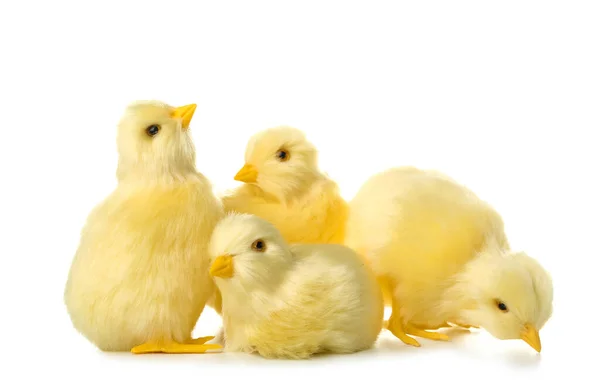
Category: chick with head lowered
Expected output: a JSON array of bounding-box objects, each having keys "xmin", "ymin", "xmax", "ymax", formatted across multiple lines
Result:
[
  {"xmin": 64, "ymin": 101, "xmax": 224, "ymax": 354},
  {"xmin": 221, "ymin": 125, "xmax": 347, "ymax": 245},
  {"xmin": 345, "ymin": 166, "xmax": 554, "ymax": 352},
  {"xmin": 208, "ymin": 213, "xmax": 384, "ymax": 359}
]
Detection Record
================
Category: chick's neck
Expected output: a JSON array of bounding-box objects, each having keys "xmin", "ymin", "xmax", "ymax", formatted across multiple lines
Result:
[
  {"xmin": 441, "ymin": 239, "xmax": 512, "ymax": 326},
  {"xmin": 219, "ymin": 281, "xmax": 279, "ymax": 322},
  {"xmin": 117, "ymin": 161, "xmax": 200, "ymax": 186},
  {"xmin": 219, "ymin": 259, "xmax": 293, "ymax": 322}
]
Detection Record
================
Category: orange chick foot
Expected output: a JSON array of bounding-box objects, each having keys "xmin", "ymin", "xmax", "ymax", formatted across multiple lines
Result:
[
  {"xmin": 405, "ymin": 325, "xmax": 450, "ymax": 341},
  {"xmin": 131, "ymin": 340, "xmax": 222, "ymax": 354},
  {"xmin": 387, "ymin": 318, "xmax": 421, "ymax": 347},
  {"xmin": 188, "ymin": 336, "xmax": 215, "ymax": 345},
  {"xmin": 451, "ymin": 322, "xmax": 478, "ymax": 329}
]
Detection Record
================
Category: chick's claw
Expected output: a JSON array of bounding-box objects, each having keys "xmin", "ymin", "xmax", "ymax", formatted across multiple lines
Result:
[
  {"xmin": 131, "ymin": 341, "xmax": 164, "ymax": 354},
  {"xmin": 188, "ymin": 336, "xmax": 215, "ymax": 345},
  {"xmin": 131, "ymin": 341, "xmax": 222, "ymax": 354},
  {"xmin": 161, "ymin": 343, "xmax": 222, "ymax": 354},
  {"xmin": 405, "ymin": 325, "xmax": 450, "ymax": 341},
  {"xmin": 387, "ymin": 318, "xmax": 421, "ymax": 347},
  {"xmin": 452, "ymin": 322, "xmax": 477, "ymax": 329}
]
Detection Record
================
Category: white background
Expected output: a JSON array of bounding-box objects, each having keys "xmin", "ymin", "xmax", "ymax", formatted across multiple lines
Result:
[{"xmin": 1, "ymin": 1, "xmax": 598, "ymax": 384}]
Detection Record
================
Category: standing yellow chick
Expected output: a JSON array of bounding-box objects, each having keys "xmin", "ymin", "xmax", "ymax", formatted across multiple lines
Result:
[
  {"xmin": 64, "ymin": 101, "xmax": 224, "ymax": 354},
  {"xmin": 207, "ymin": 213, "xmax": 384, "ymax": 359},
  {"xmin": 345, "ymin": 166, "xmax": 553, "ymax": 352},
  {"xmin": 221, "ymin": 126, "xmax": 348, "ymax": 245}
]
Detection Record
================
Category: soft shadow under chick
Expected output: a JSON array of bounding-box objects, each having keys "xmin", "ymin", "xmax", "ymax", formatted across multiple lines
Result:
[
  {"xmin": 208, "ymin": 213, "xmax": 384, "ymax": 359},
  {"xmin": 345, "ymin": 166, "xmax": 553, "ymax": 353}
]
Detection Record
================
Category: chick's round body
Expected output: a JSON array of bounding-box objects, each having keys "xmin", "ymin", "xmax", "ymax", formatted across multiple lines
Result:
[
  {"xmin": 64, "ymin": 101, "xmax": 224, "ymax": 353},
  {"xmin": 222, "ymin": 178, "xmax": 347, "ymax": 245},
  {"xmin": 345, "ymin": 167, "xmax": 508, "ymax": 337},
  {"xmin": 220, "ymin": 243, "xmax": 383, "ymax": 359},
  {"xmin": 64, "ymin": 176, "xmax": 223, "ymax": 351}
]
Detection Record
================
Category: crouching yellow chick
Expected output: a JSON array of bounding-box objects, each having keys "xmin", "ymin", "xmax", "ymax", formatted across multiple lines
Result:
[
  {"xmin": 63, "ymin": 101, "xmax": 224, "ymax": 354},
  {"xmin": 345, "ymin": 166, "xmax": 553, "ymax": 352},
  {"xmin": 221, "ymin": 126, "xmax": 348, "ymax": 245},
  {"xmin": 208, "ymin": 213, "xmax": 384, "ymax": 359}
]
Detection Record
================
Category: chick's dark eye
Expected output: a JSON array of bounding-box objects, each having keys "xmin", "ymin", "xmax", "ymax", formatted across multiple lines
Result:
[
  {"xmin": 497, "ymin": 302, "xmax": 508, "ymax": 312},
  {"xmin": 251, "ymin": 239, "xmax": 266, "ymax": 252},
  {"xmin": 146, "ymin": 124, "xmax": 160, "ymax": 137},
  {"xmin": 276, "ymin": 149, "xmax": 289, "ymax": 161}
]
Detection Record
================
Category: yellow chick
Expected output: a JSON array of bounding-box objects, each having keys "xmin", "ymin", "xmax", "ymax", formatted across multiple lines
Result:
[
  {"xmin": 207, "ymin": 213, "xmax": 384, "ymax": 359},
  {"xmin": 345, "ymin": 166, "xmax": 553, "ymax": 352},
  {"xmin": 221, "ymin": 126, "xmax": 348, "ymax": 245},
  {"xmin": 63, "ymin": 101, "xmax": 224, "ymax": 354}
]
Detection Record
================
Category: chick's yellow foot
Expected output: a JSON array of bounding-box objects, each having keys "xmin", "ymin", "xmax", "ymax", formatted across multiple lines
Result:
[
  {"xmin": 131, "ymin": 340, "xmax": 222, "ymax": 354},
  {"xmin": 451, "ymin": 322, "xmax": 478, "ymax": 329},
  {"xmin": 188, "ymin": 336, "xmax": 215, "ymax": 345},
  {"xmin": 413, "ymin": 322, "xmax": 451, "ymax": 330},
  {"xmin": 386, "ymin": 317, "xmax": 421, "ymax": 347},
  {"xmin": 405, "ymin": 325, "xmax": 450, "ymax": 341}
]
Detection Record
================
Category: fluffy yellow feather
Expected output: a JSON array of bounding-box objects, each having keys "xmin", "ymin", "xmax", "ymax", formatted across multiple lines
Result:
[
  {"xmin": 209, "ymin": 126, "xmax": 347, "ymax": 323},
  {"xmin": 221, "ymin": 126, "xmax": 348, "ymax": 245},
  {"xmin": 63, "ymin": 101, "xmax": 224, "ymax": 354},
  {"xmin": 208, "ymin": 213, "xmax": 384, "ymax": 359},
  {"xmin": 345, "ymin": 166, "xmax": 553, "ymax": 352}
]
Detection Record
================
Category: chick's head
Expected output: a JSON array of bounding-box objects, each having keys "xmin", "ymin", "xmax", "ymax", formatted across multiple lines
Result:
[
  {"xmin": 208, "ymin": 213, "xmax": 293, "ymax": 291},
  {"xmin": 116, "ymin": 101, "xmax": 198, "ymax": 181},
  {"xmin": 464, "ymin": 250, "xmax": 553, "ymax": 352},
  {"xmin": 233, "ymin": 126, "xmax": 319, "ymax": 201}
]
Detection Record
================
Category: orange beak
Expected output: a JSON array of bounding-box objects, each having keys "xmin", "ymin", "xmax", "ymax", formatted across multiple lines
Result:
[
  {"xmin": 210, "ymin": 255, "xmax": 234, "ymax": 278},
  {"xmin": 520, "ymin": 323, "xmax": 542, "ymax": 352},
  {"xmin": 171, "ymin": 104, "xmax": 197, "ymax": 130},
  {"xmin": 234, "ymin": 164, "xmax": 258, "ymax": 183}
]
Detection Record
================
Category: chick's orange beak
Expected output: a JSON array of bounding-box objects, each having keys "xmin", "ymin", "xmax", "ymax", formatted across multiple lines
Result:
[
  {"xmin": 171, "ymin": 104, "xmax": 197, "ymax": 130},
  {"xmin": 521, "ymin": 323, "xmax": 541, "ymax": 352},
  {"xmin": 210, "ymin": 255, "xmax": 234, "ymax": 278},
  {"xmin": 234, "ymin": 164, "xmax": 258, "ymax": 183}
]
